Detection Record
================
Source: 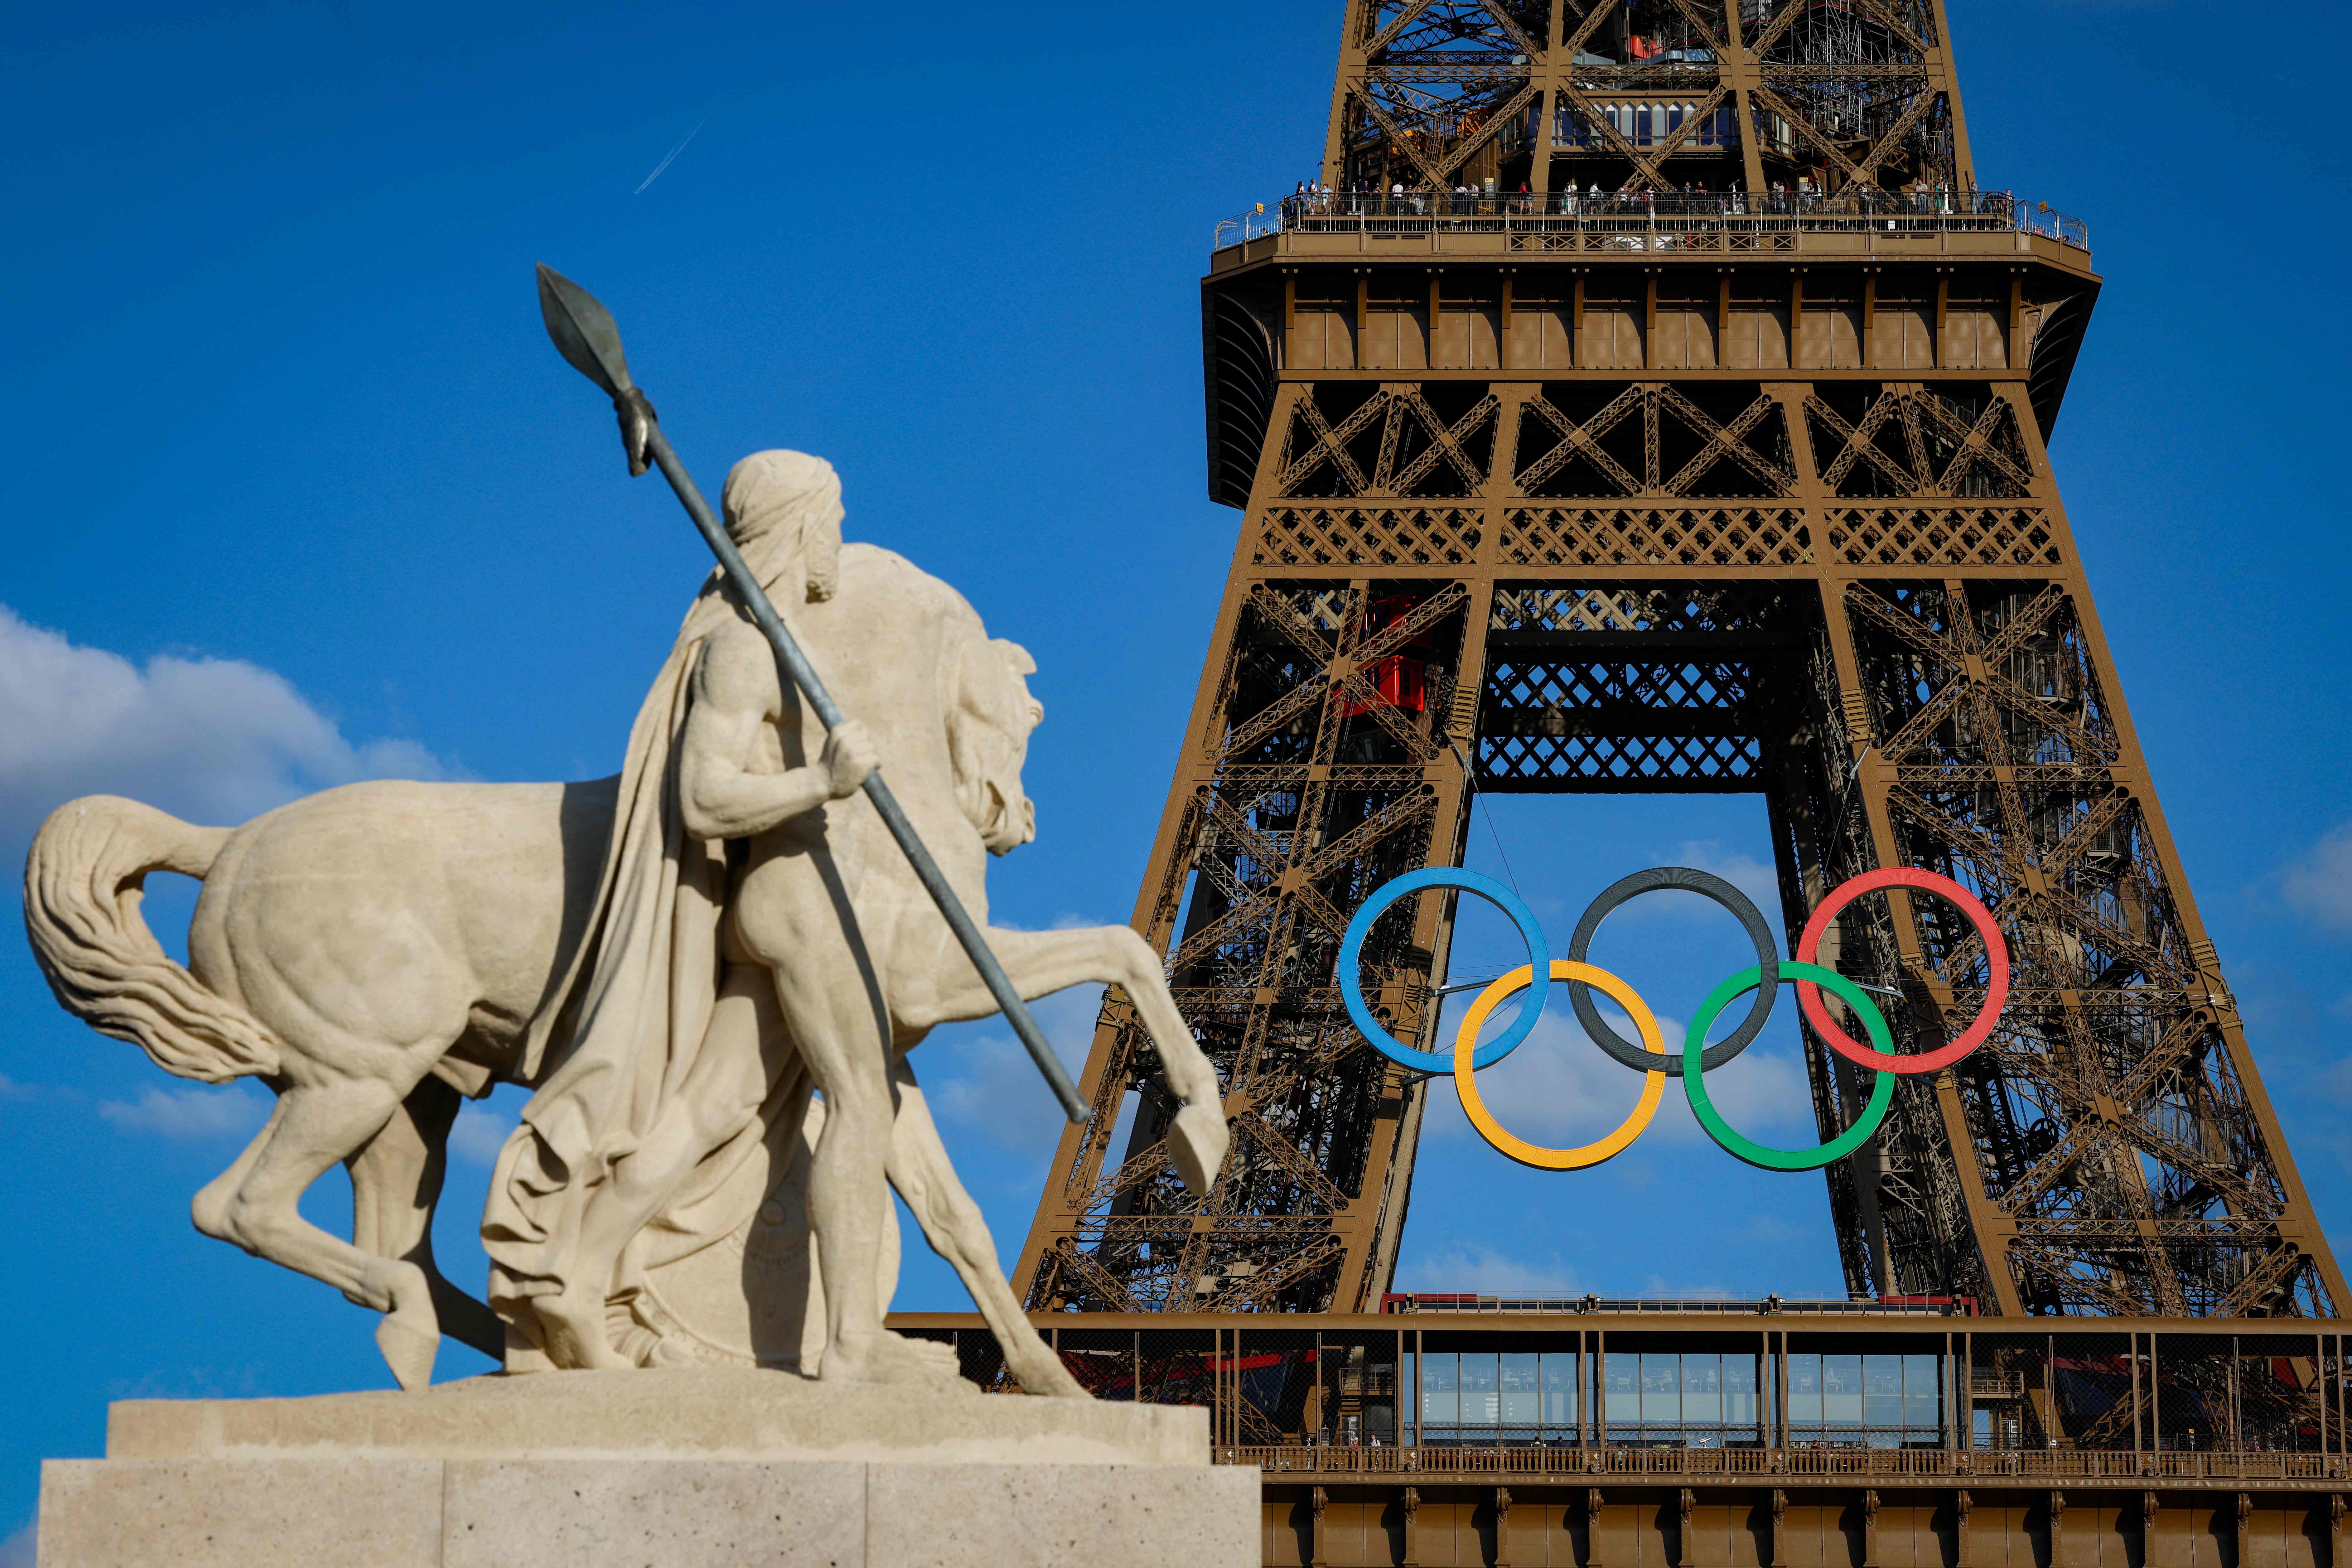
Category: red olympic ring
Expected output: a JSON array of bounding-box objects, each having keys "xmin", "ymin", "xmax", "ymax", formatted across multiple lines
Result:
[{"xmin": 1794, "ymin": 868, "xmax": 2008, "ymax": 1075}]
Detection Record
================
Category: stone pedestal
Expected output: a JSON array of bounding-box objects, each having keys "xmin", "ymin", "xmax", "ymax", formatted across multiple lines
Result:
[{"xmin": 36, "ymin": 1368, "xmax": 1259, "ymax": 1568}]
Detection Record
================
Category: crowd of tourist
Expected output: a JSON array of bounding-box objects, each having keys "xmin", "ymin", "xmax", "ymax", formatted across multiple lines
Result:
[{"xmin": 1282, "ymin": 174, "xmax": 1965, "ymax": 221}]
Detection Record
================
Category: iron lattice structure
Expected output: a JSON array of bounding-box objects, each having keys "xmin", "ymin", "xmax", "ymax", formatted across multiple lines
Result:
[
  {"xmin": 1012, "ymin": 0, "xmax": 2345, "ymax": 1322},
  {"xmin": 1322, "ymin": 0, "xmax": 1970, "ymax": 205}
]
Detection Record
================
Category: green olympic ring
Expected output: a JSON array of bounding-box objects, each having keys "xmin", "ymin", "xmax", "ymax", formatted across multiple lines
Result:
[{"xmin": 1682, "ymin": 962, "xmax": 1896, "ymax": 1171}]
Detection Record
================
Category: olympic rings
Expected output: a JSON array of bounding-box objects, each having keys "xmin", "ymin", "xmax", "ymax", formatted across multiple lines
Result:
[
  {"xmin": 1683, "ymin": 963, "xmax": 1895, "ymax": 1171},
  {"xmin": 1566, "ymin": 866, "xmax": 1779, "ymax": 1077},
  {"xmin": 1342, "ymin": 861, "xmax": 2012, "ymax": 1172},
  {"xmin": 1340, "ymin": 867, "xmax": 1549, "ymax": 1075},
  {"xmin": 1793, "ymin": 868, "xmax": 2009, "ymax": 1075},
  {"xmin": 1455, "ymin": 961, "xmax": 1668, "ymax": 1170}
]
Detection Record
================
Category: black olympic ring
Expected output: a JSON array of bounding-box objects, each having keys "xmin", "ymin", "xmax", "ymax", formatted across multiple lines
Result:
[{"xmin": 1564, "ymin": 866, "xmax": 1780, "ymax": 1077}]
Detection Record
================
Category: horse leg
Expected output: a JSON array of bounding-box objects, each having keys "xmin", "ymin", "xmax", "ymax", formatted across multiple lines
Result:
[
  {"xmin": 191, "ymin": 1093, "xmax": 287, "ymax": 1244},
  {"xmin": 209, "ymin": 1076, "xmax": 444, "ymax": 1390},
  {"xmin": 345, "ymin": 1074, "xmax": 504, "ymax": 1361},
  {"xmin": 883, "ymin": 1057, "xmax": 1083, "ymax": 1397},
  {"xmin": 904, "ymin": 924, "xmax": 1229, "ymax": 1196}
]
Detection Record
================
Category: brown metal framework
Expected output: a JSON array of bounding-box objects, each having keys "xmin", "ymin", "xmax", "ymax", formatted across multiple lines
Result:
[
  {"xmin": 1320, "ymin": 0, "xmax": 1973, "ymax": 201},
  {"xmin": 1012, "ymin": 0, "xmax": 2345, "ymax": 1323},
  {"xmin": 895, "ymin": 1309, "xmax": 2352, "ymax": 1568}
]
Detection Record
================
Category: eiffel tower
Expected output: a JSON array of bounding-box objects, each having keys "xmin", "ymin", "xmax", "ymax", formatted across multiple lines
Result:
[{"xmin": 1011, "ymin": 0, "xmax": 2345, "ymax": 1320}]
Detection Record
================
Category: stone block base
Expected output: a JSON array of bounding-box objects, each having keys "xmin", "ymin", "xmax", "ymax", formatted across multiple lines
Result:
[
  {"xmin": 38, "ymin": 1455, "xmax": 1259, "ymax": 1567},
  {"xmin": 35, "ymin": 1368, "xmax": 1258, "ymax": 1567}
]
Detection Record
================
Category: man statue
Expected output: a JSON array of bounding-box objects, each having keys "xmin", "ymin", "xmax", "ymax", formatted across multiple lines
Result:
[
  {"xmin": 29, "ymin": 438, "xmax": 1227, "ymax": 1391},
  {"xmin": 485, "ymin": 450, "xmax": 883, "ymax": 1373}
]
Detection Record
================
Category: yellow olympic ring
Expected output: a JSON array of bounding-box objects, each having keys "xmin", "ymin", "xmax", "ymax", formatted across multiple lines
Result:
[{"xmin": 1453, "ymin": 960, "xmax": 1669, "ymax": 1170}]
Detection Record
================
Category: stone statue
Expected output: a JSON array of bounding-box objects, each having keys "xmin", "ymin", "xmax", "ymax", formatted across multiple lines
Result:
[{"xmin": 22, "ymin": 450, "xmax": 1229, "ymax": 1395}]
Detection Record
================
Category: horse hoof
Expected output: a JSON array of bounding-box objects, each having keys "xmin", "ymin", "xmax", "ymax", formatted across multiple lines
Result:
[
  {"xmin": 377, "ymin": 1313, "xmax": 438, "ymax": 1392},
  {"xmin": 1171, "ymin": 1101, "xmax": 1229, "ymax": 1196}
]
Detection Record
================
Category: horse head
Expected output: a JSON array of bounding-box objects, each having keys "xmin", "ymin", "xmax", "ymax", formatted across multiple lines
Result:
[{"xmin": 947, "ymin": 634, "xmax": 1042, "ymax": 855}]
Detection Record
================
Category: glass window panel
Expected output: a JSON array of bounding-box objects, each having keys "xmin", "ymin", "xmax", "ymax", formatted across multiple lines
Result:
[
  {"xmin": 1542, "ymin": 1352, "xmax": 1580, "ymax": 1430},
  {"xmin": 1501, "ymin": 1353, "xmax": 1541, "ymax": 1424},
  {"xmin": 1905, "ymin": 1353, "xmax": 1942, "ymax": 1434},
  {"xmin": 1605, "ymin": 1352, "xmax": 1640, "ymax": 1423},
  {"xmin": 1461, "ymin": 1352, "xmax": 1500, "ymax": 1426},
  {"xmin": 1863, "ymin": 1355, "xmax": 1904, "ymax": 1429},
  {"xmin": 1724, "ymin": 1353, "xmax": 1759, "ymax": 1430},
  {"xmin": 1823, "ymin": 1353, "xmax": 1863, "ymax": 1426},
  {"xmin": 1682, "ymin": 1354, "xmax": 1722, "ymax": 1426},
  {"xmin": 1501, "ymin": 1427, "xmax": 1539, "ymax": 1448},
  {"xmin": 1402, "ymin": 1350, "xmax": 1416, "ymax": 1444},
  {"xmin": 1421, "ymin": 1352, "xmax": 1458, "ymax": 1425},
  {"xmin": 1642, "ymin": 1353, "xmax": 1682, "ymax": 1425},
  {"xmin": 1787, "ymin": 1352, "xmax": 1824, "ymax": 1427}
]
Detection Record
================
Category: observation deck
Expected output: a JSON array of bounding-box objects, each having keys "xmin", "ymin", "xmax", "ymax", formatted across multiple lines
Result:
[
  {"xmin": 897, "ymin": 1310, "xmax": 2345, "ymax": 1480},
  {"xmin": 897, "ymin": 1310, "xmax": 2347, "ymax": 1567},
  {"xmin": 1210, "ymin": 189, "xmax": 2093, "ymax": 274}
]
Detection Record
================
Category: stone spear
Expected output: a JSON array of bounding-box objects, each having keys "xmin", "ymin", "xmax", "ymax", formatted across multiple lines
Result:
[{"xmin": 534, "ymin": 263, "xmax": 1088, "ymax": 1124}]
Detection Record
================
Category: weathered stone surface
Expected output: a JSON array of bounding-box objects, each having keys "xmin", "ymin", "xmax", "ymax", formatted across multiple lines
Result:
[
  {"xmin": 39, "ymin": 1457, "xmax": 444, "ymax": 1568},
  {"xmin": 866, "ymin": 1462, "xmax": 1260, "ymax": 1568},
  {"xmin": 440, "ymin": 1459, "xmax": 865, "ymax": 1568},
  {"xmin": 37, "ymin": 1451, "xmax": 1258, "ymax": 1568},
  {"xmin": 106, "ymin": 1366, "xmax": 1208, "ymax": 1467}
]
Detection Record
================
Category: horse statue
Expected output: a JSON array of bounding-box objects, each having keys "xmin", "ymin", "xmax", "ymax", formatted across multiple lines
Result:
[{"xmin": 23, "ymin": 536, "xmax": 1227, "ymax": 1394}]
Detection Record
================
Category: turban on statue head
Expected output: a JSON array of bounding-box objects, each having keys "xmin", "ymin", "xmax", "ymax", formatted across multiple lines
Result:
[{"xmin": 722, "ymin": 449, "xmax": 843, "ymax": 601}]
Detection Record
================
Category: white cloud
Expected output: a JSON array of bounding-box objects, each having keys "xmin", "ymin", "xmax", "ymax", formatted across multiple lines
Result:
[
  {"xmin": 1421, "ymin": 1000, "xmax": 1813, "ymax": 1153},
  {"xmin": 98, "ymin": 1083, "xmax": 270, "ymax": 1142},
  {"xmin": 923, "ymin": 985, "xmax": 1104, "ymax": 1153},
  {"xmin": 2279, "ymin": 823, "xmax": 2352, "ymax": 934},
  {"xmin": 0, "ymin": 1519, "xmax": 32, "ymax": 1568},
  {"xmin": 1744, "ymin": 1210, "xmax": 1807, "ymax": 1244},
  {"xmin": 0, "ymin": 603, "xmax": 445, "ymax": 851},
  {"xmin": 447, "ymin": 1103, "xmax": 516, "ymax": 1167},
  {"xmin": 1397, "ymin": 1243, "xmax": 1582, "ymax": 1298},
  {"xmin": 1671, "ymin": 840, "xmax": 1783, "ymax": 918},
  {"xmin": 1584, "ymin": 839, "xmax": 1785, "ymax": 928}
]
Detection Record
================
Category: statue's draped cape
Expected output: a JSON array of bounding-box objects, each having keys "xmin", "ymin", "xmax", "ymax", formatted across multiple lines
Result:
[{"xmin": 481, "ymin": 567, "xmax": 773, "ymax": 1336}]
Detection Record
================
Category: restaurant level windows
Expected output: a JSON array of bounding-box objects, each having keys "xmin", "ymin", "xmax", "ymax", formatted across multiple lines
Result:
[
  {"xmin": 1785, "ymin": 1348, "xmax": 1945, "ymax": 1447},
  {"xmin": 1415, "ymin": 1344, "xmax": 1582, "ymax": 1447}
]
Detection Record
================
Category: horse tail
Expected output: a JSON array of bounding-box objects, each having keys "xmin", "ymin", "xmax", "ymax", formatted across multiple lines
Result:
[{"xmin": 22, "ymin": 796, "xmax": 280, "ymax": 1083}]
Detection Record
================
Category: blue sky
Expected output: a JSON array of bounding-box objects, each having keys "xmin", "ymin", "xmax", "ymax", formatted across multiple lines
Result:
[{"xmin": 3, "ymin": 0, "xmax": 2349, "ymax": 1553}]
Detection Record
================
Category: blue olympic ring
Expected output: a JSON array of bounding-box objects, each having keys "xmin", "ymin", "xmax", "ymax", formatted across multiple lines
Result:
[{"xmin": 1338, "ymin": 867, "xmax": 1549, "ymax": 1075}]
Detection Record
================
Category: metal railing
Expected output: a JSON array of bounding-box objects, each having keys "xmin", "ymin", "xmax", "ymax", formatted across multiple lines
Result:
[
  {"xmin": 1212, "ymin": 187, "xmax": 2087, "ymax": 254},
  {"xmin": 1381, "ymin": 1293, "xmax": 1973, "ymax": 1315},
  {"xmin": 1220, "ymin": 1445, "xmax": 2348, "ymax": 1481},
  {"xmin": 1211, "ymin": 204, "xmax": 1285, "ymax": 249}
]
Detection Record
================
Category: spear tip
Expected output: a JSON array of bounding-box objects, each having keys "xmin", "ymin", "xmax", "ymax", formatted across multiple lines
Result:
[{"xmin": 536, "ymin": 263, "xmax": 634, "ymax": 399}]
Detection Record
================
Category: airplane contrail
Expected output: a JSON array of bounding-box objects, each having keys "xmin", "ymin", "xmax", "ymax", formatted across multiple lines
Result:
[{"xmin": 634, "ymin": 113, "xmax": 710, "ymax": 195}]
